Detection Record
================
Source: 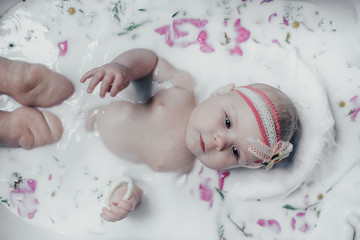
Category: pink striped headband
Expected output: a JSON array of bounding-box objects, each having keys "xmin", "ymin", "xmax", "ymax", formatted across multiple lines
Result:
[{"xmin": 234, "ymin": 86, "xmax": 293, "ymax": 170}]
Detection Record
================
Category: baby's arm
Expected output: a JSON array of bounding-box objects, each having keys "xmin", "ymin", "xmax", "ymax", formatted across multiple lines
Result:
[{"xmin": 80, "ymin": 48, "xmax": 194, "ymax": 98}]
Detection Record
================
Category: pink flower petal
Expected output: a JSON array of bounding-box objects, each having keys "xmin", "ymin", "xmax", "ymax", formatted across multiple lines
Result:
[
  {"xmin": 9, "ymin": 179, "xmax": 38, "ymax": 219},
  {"xmin": 27, "ymin": 180, "xmax": 37, "ymax": 192},
  {"xmin": 218, "ymin": 170, "xmax": 230, "ymax": 191},
  {"xmin": 291, "ymin": 217, "xmax": 296, "ymax": 230},
  {"xmin": 272, "ymin": 39, "xmax": 281, "ymax": 46},
  {"xmin": 154, "ymin": 25, "xmax": 174, "ymax": 47},
  {"xmin": 257, "ymin": 219, "xmax": 281, "ymax": 233},
  {"xmin": 230, "ymin": 45, "xmax": 243, "ymax": 56},
  {"xmin": 234, "ymin": 18, "xmax": 241, "ymax": 28},
  {"xmin": 296, "ymin": 212, "xmax": 306, "ymax": 217},
  {"xmin": 155, "ymin": 18, "xmax": 211, "ymax": 52},
  {"xmin": 58, "ymin": 40, "xmax": 68, "ymax": 56},
  {"xmin": 257, "ymin": 219, "xmax": 266, "ymax": 227},
  {"xmin": 197, "ymin": 30, "xmax": 215, "ymax": 53},
  {"xmin": 189, "ymin": 19, "xmax": 208, "ymax": 28},
  {"xmin": 198, "ymin": 166, "xmax": 204, "ymax": 175},
  {"xmin": 199, "ymin": 178, "xmax": 214, "ymax": 207},
  {"xmin": 283, "ymin": 17, "xmax": 289, "ymax": 26},
  {"xmin": 304, "ymin": 194, "xmax": 309, "ymax": 206},
  {"xmin": 350, "ymin": 108, "xmax": 360, "ymax": 121},
  {"xmin": 172, "ymin": 18, "xmax": 208, "ymax": 39},
  {"xmin": 235, "ymin": 28, "xmax": 250, "ymax": 44},
  {"xmin": 267, "ymin": 219, "xmax": 281, "ymax": 233},
  {"xmin": 350, "ymin": 95, "xmax": 358, "ymax": 103},
  {"xmin": 299, "ymin": 223, "xmax": 310, "ymax": 233}
]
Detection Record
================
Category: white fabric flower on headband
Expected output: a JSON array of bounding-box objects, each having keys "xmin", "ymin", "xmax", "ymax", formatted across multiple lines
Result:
[
  {"xmin": 235, "ymin": 86, "xmax": 293, "ymax": 170},
  {"xmin": 247, "ymin": 138, "xmax": 293, "ymax": 170}
]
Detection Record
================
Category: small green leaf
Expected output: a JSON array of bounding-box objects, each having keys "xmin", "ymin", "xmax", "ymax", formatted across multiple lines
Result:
[
  {"xmin": 0, "ymin": 198, "xmax": 10, "ymax": 207},
  {"xmin": 215, "ymin": 188, "xmax": 225, "ymax": 200},
  {"xmin": 172, "ymin": 11, "xmax": 179, "ymax": 18},
  {"xmin": 218, "ymin": 224, "xmax": 225, "ymax": 240},
  {"xmin": 283, "ymin": 204, "xmax": 299, "ymax": 210}
]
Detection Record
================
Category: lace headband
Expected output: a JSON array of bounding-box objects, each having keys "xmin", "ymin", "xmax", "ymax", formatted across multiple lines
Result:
[{"xmin": 234, "ymin": 86, "xmax": 293, "ymax": 170}]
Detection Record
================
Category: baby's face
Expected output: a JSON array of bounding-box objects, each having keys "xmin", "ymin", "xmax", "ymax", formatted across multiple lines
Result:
[{"xmin": 186, "ymin": 90, "xmax": 262, "ymax": 170}]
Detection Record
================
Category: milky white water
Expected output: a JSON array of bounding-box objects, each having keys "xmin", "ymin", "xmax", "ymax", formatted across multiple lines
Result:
[{"xmin": 0, "ymin": 0, "xmax": 359, "ymax": 239}]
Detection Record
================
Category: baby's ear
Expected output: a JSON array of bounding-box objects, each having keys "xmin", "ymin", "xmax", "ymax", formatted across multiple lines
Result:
[{"xmin": 210, "ymin": 83, "xmax": 235, "ymax": 97}]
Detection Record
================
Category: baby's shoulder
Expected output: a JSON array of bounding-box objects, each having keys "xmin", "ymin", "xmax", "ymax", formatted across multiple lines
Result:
[{"xmin": 152, "ymin": 86, "xmax": 196, "ymax": 109}]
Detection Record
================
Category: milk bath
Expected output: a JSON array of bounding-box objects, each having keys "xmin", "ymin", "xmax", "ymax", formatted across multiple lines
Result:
[{"xmin": 0, "ymin": 0, "xmax": 360, "ymax": 239}]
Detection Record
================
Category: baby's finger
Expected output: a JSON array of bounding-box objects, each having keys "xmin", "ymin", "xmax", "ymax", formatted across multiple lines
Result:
[
  {"xmin": 109, "ymin": 77, "xmax": 124, "ymax": 97},
  {"xmin": 100, "ymin": 75, "xmax": 114, "ymax": 98},
  {"xmin": 87, "ymin": 71, "xmax": 105, "ymax": 93},
  {"xmin": 109, "ymin": 202, "xmax": 132, "ymax": 218},
  {"xmin": 80, "ymin": 68, "xmax": 97, "ymax": 83},
  {"xmin": 101, "ymin": 207, "xmax": 120, "ymax": 222}
]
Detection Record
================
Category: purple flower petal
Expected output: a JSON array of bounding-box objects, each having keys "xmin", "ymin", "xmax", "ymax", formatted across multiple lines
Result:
[
  {"xmin": 268, "ymin": 13, "xmax": 277, "ymax": 23},
  {"xmin": 260, "ymin": 0, "xmax": 273, "ymax": 4},
  {"xmin": 300, "ymin": 22, "xmax": 314, "ymax": 32}
]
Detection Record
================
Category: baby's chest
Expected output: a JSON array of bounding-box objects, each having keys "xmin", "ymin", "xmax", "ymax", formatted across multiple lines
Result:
[{"xmin": 139, "ymin": 131, "xmax": 194, "ymax": 173}]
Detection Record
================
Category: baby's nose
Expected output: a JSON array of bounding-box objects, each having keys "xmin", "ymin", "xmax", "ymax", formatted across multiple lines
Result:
[{"xmin": 213, "ymin": 132, "xmax": 228, "ymax": 151}]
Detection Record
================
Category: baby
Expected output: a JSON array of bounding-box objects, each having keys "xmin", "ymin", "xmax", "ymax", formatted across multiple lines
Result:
[
  {"xmin": 0, "ymin": 57, "xmax": 74, "ymax": 149},
  {"xmin": 80, "ymin": 48, "xmax": 299, "ymax": 222}
]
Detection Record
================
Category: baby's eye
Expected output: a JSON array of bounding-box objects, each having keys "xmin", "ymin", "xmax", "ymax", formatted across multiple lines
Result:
[
  {"xmin": 232, "ymin": 146, "xmax": 239, "ymax": 159},
  {"xmin": 225, "ymin": 115, "xmax": 231, "ymax": 129}
]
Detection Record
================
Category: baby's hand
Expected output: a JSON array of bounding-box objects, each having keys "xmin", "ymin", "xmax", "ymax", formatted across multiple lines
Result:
[
  {"xmin": 100, "ymin": 183, "xmax": 142, "ymax": 222},
  {"xmin": 80, "ymin": 62, "xmax": 132, "ymax": 98}
]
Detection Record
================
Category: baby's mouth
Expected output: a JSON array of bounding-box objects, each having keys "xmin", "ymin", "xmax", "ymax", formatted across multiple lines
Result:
[{"xmin": 200, "ymin": 134, "xmax": 205, "ymax": 153}]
